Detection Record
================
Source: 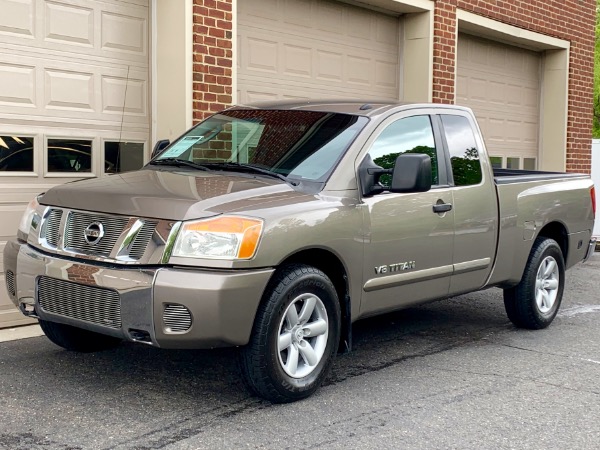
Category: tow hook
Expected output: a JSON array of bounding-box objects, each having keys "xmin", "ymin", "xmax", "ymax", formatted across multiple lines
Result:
[{"xmin": 19, "ymin": 299, "xmax": 38, "ymax": 318}]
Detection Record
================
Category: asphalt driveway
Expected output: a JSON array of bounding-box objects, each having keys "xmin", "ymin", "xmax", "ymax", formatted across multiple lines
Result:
[{"xmin": 1, "ymin": 255, "xmax": 599, "ymax": 449}]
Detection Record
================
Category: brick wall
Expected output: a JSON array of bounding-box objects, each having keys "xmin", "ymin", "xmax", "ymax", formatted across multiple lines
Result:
[
  {"xmin": 192, "ymin": 0, "xmax": 234, "ymax": 123},
  {"xmin": 432, "ymin": 0, "xmax": 596, "ymax": 173},
  {"xmin": 192, "ymin": 0, "xmax": 595, "ymax": 172}
]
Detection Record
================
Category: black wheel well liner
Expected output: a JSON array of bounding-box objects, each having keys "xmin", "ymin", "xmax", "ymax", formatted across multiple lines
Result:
[{"xmin": 537, "ymin": 221, "xmax": 568, "ymax": 261}]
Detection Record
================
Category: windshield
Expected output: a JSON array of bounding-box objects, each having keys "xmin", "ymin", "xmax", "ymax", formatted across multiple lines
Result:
[{"xmin": 152, "ymin": 109, "xmax": 368, "ymax": 182}]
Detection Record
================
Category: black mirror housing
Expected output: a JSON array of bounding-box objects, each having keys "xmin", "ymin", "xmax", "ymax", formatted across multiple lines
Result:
[
  {"xmin": 390, "ymin": 153, "xmax": 432, "ymax": 193},
  {"xmin": 151, "ymin": 139, "xmax": 170, "ymax": 159}
]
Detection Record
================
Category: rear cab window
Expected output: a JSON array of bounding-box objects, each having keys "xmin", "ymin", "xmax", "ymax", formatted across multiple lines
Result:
[{"xmin": 440, "ymin": 114, "xmax": 483, "ymax": 186}]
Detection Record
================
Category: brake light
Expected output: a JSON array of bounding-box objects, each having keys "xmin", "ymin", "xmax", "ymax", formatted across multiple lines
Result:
[{"xmin": 591, "ymin": 186, "xmax": 596, "ymax": 215}]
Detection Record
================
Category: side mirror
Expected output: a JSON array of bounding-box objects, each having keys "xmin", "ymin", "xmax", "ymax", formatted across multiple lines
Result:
[
  {"xmin": 390, "ymin": 153, "xmax": 432, "ymax": 193},
  {"xmin": 151, "ymin": 139, "xmax": 170, "ymax": 158}
]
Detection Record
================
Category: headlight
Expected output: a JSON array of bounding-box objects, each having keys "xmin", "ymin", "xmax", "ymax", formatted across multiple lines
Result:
[
  {"xmin": 172, "ymin": 216, "xmax": 263, "ymax": 260},
  {"xmin": 18, "ymin": 196, "xmax": 40, "ymax": 238}
]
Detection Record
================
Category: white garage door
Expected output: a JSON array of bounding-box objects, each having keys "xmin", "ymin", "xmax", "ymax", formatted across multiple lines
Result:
[
  {"xmin": 456, "ymin": 34, "xmax": 541, "ymax": 170},
  {"xmin": 0, "ymin": 0, "xmax": 150, "ymax": 328},
  {"xmin": 238, "ymin": 0, "xmax": 400, "ymax": 103}
]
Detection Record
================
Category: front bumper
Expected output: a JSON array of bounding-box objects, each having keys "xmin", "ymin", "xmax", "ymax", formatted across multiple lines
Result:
[{"xmin": 3, "ymin": 240, "xmax": 274, "ymax": 349}]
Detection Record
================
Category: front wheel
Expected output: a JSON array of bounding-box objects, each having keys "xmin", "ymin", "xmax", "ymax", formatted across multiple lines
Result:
[
  {"xmin": 240, "ymin": 264, "xmax": 341, "ymax": 403},
  {"xmin": 39, "ymin": 320, "xmax": 122, "ymax": 352},
  {"xmin": 503, "ymin": 237, "xmax": 565, "ymax": 329}
]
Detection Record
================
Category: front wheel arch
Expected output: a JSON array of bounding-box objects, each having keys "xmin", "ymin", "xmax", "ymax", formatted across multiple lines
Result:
[{"xmin": 239, "ymin": 263, "xmax": 341, "ymax": 402}]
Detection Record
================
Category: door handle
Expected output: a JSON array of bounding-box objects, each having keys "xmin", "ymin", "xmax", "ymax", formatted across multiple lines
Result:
[{"xmin": 433, "ymin": 203, "xmax": 452, "ymax": 213}]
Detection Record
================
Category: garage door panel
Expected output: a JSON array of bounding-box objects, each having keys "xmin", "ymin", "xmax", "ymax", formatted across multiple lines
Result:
[
  {"xmin": 0, "ymin": 0, "xmax": 35, "ymax": 38},
  {"xmin": 239, "ymin": 0, "xmax": 400, "ymax": 102},
  {"xmin": 457, "ymin": 34, "xmax": 541, "ymax": 165},
  {"xmin": 44, "ymin": 1, "xmax": 94, "ymax": 47},
  {"xmin": 0, "ymin": 62, "xmax": 36, "ymax": 107},
  {"xmin": 45, "ymin": 68, "xmax": 94, "ymax": 111},
  {"xmin": 0, "ymin": 49, "xmax": 148, "ymax": 125},
  {"xmin": 0, "ymin": 0, "xmax": 148, "ymax": 66},
  {"xmin": 100, "ymin": 9, "xmax": 147, "ymax": 55},
  {"xmin": 0, "ymin": 0, "xmax": 150, "ymax": 328}
]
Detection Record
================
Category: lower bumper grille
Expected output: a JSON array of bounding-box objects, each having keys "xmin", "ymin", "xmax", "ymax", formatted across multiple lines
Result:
[
  {"xmin": 163, "ymin": 304, "xmax": 192, "ymax": 333},
  {"xmin": 5, "ymin": 270, "xmax": 15, "ymax": 297},
  {"xmin": 37, "ymin": 276, "xmax": 122, "ymax": 329}
]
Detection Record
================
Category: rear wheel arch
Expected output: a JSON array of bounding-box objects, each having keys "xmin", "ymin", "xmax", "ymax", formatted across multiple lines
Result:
[{"xmin": 536, "ymin": 221, "xmax": 568, "ymax": 262}]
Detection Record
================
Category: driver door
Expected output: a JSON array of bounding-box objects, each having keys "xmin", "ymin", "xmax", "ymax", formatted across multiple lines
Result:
[{"xmin": 358, "ymin": 112, "xmax": 455, "ymax": 316}]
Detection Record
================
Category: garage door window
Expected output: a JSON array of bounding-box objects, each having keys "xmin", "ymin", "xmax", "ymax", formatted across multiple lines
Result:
[
  {"xmin": 47, "ymin": 139, "xmax": 92, "ymax": 173},
  {"xmin": 105, "ymin": 142, "xmax": 145, "ymax": 174},
  {"xmin": 0, "ymin": 136, "xmax": 34, "ymax": 172}
]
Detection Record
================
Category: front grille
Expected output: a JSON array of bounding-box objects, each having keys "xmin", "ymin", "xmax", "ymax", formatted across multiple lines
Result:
[
  {"xmin": 5, "ymin": 270, "xmax": 15, "ymax": 297},
  {"xmin": 44, "ymin": 209, "xmax": 63, "ymax": 247},
  {"xmin": 163, "ymin": 304, "xmax": 192, "ymax": 333},
  {"xmin": 37, "ymin": 276, "xmax": 121, "ymax": 329},
  {"xmin": 64, "ymin": 211, "xmax": 128, "ymax": 257},
  {"xmin": 129, "ymin": 221, "xmax": 158, "ymax": 260}
]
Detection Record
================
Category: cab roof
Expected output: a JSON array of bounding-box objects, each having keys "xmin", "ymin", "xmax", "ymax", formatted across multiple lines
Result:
[{"xmin": 227, "ymin": 99, "xmax": 472, "ymax": 117}]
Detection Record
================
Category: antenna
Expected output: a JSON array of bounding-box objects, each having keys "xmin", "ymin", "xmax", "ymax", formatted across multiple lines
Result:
[{"xmin": 117, "ymin": 65, "xmax": 131, "ymax": 173}]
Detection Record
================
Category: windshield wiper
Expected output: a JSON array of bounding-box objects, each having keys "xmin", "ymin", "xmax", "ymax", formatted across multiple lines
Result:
[
  {"xmin": 148, "ymin": 158, "xmax": 210, "ymax": 171},
  {"xmin": 205, "ymin": 162, "xmax": 297, "ymax": 185}
]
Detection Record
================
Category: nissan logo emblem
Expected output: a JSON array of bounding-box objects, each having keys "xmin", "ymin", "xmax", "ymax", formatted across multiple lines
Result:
[{"xmin": 84, "ymin": 222, "xmax": 104, "ymax": 245}]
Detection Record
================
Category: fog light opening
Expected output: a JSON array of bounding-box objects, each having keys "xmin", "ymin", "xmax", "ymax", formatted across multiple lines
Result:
[{"xmin": 163, "ymin": 304, "xmax": 193, "ymax": 334}]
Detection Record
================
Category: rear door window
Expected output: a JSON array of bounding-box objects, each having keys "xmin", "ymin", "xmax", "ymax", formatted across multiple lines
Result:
[{"xmin": 440, "ymin": 115, "xmax": 482, "ymax": 186}]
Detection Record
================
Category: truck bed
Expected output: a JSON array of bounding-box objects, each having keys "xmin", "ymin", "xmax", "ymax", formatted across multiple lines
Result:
[{"xmin": 493, "ymin": 168, "xmax": 587, "ymax": 185}]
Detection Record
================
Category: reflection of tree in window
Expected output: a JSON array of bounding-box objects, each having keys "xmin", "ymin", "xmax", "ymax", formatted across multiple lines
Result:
[
  {"xmin": 441, "ymin": 114, "xmax": 482, "ymax": 186},
  {"xmin": 450, "ymin": 147, "xmax": 482, "ymax": 186},
  {"xmin": 373, "ymin": 145, "xmax": 438, "ymax": 186},
  {"xmin": 368, "ymin": 116, "xmax": 438, "ymax": 187}
]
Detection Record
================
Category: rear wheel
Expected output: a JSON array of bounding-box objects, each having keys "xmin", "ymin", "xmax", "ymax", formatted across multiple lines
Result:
[
  {"xmin": 39, "ymin": 320, "xmax": 122, "ymax": 352},
  {"xmin": 503, "ymin": 237, "xmax": 565, "ymax": 329},
  {"xmin": 240, "ymin": 264, "xmax": 341, "ymax": 403}
]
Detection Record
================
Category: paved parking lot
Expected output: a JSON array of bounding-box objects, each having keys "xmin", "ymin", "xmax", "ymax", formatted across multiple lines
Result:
[{"xmin": 1, "ymin": 255, "xmax": 599, "ymax": 450}]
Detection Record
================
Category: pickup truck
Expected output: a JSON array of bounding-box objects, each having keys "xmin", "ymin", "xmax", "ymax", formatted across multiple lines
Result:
[{"xmin": 3, "ymin": 101, "xmax": 596, "ymax": 403}]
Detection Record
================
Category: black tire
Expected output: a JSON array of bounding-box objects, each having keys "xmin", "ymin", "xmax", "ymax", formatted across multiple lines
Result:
[
  {"xmin": 503, "ymin": 237, "xmax": 565, "ymax": 329},
  {"xmin": 39, "ymin": 320, "xmax": 122, "ymax": 352},
  {"xmin": 240, "ymin": 264, "xmax": 341, "ymax": 403}
]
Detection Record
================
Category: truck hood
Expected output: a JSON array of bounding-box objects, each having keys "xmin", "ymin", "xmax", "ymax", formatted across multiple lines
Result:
[{"xmin": 39, "ymin": 168, "xmax": 312, "ymax": 220}]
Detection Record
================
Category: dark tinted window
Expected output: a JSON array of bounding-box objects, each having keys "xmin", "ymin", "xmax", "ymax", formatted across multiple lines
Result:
[
  {"xmin": 0, "ymin": 136, "xmax": 34, "ymax": 172},
  {"xmin": 47, "ymin": 139, "xmax": 92, "ymax": 173},
  {"xmin": 105, "ymin": 142, "xmax": 144, "ymax": 174},
  {"xmin": 368, "ymin": 115, "xmax": 438, "ymax": 186},
  {"xmin": 441, "ymin": 115, "xmax": 482, "ymax": 186},
  {"xmin": 154, "ymin": 110, "xmax": 368, "ymax": 182}
]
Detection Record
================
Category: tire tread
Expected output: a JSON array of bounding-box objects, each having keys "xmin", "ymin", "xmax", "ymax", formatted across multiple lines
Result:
[{"xmin": 240, "ymin": 264, "xmax": 339, "ymax": 403}]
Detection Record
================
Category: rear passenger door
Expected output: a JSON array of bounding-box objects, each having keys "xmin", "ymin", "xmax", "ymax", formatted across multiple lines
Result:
[{"xmin": 437, "ymin": 113, "xmax": 498, "ymax": 295}]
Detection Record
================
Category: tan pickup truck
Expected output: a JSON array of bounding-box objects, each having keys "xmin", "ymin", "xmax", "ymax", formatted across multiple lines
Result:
[{"xmin": 3, "ymin": 101, "xmax": 596, "ymax": 402}]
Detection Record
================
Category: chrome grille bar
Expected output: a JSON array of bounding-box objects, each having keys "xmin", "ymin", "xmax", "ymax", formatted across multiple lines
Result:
[
  {"xmin": 37, "ymin": 276, "xmax": 121, "ymax": 329},
  {"xmin": 129, "ymin": 220, "xmax": 158, "ymax": 260},
  {"xmin": 64, "ymin": 212, "xmax": 128, "ymax": 257},
  {"xmin": 44, "ymin": 209, "xmax": 63, "ymax": 248}
]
